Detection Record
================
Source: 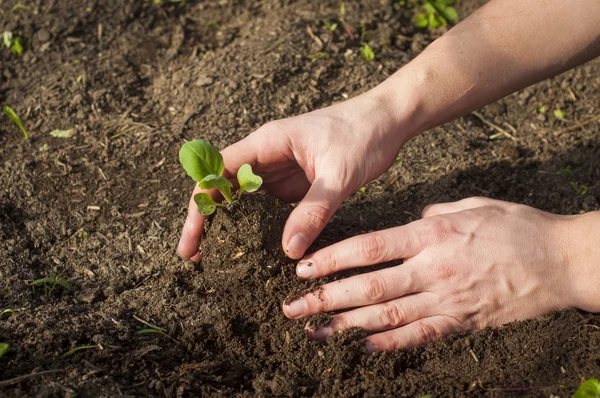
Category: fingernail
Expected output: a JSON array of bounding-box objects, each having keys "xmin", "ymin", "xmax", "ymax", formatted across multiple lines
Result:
[
  {"xmin": 286, "ymin": 233, "xmax": 309, "ymax": 257},
  {"xmin": 365, "ymin": 341, "xmax": 378, "ymax": 354},
  {"xmin": 296, "ymin": 260, "xmax": 315, "ymax": 278},
  {"xmin": 283, "ymin": 298, "xmax": 307, "ymax": 318},
  {"xmin": 310, "ymin": 326, "xmax": 333, "ymax": 340}
]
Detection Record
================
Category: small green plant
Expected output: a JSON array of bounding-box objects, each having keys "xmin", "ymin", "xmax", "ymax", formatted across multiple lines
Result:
[
  {"xmin": 308, "ymin": 52, "xmax": 328, "ymax": 60},
  {"xmin": 554, "ymin": 108, "xmax": 566, "ymax": 120},
  {"xmin": 574, "ymin": 378, "xmax": 600, "ymax": 398},
  {"xmin": 413, "ymin": 0, "xmax": 458, "ymax": 29},
  {"xmin": 2, "ymin": 31, "xmax": 24, "ymax": 56},
  {"xmin": 63, "ymin": 344, "xmax": 99, "ymax": 357},
  {"xmin": 538, "ymin": 104, "xmax": 548, "ymax": 113},
  {"xmin": 3, "ymin": 106, "xmax": 29, "ymax": 139},
  {"xmin": 179, "ymin": 140, "xmax": 263, "ymax": 215},
  {"xmin": 0, "ymin": 343, "xmax": 8, "ymax": 358},
  {"xmin": 360, "ymin": 42, "xmax": 375, "ymax": 61},
  {"xmin": 323, "ymin": 19, "xmax": 338, "ymax": 32},
  {"xmin": 31, "ymin": 275, "xmax": 70, "ymax": 296},
  {"xmin": 557, "ymin": 165, "xmax": 573, "ymax": 176},
  {"xmin": 570, "ymin": 181, "xmax": 588, "ymax": 196},
  {"xmin": 0, "ymin": 309, "xmax": 18, "ymax": 319}
]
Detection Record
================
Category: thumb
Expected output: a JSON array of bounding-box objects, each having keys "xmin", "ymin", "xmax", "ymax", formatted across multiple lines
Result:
[{"xmin": 282, "ymin": 176, "xmax": 348, "ymax": 259}]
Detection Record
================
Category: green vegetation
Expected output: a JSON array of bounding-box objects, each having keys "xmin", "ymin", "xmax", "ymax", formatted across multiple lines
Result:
[
  {"xmin": 538, "ymin": 104, "xmax": 548, "ymax": 113},
  {"xmin": 179, "ymin": 140, "xmax": 263, "ymax": 215},
  {"xmin": 3, "ymin": 106, "xmax": 29, "ymax": 139},
  {"xmin": 308, "ymin": 52, "xmax": 328, "ymax": 60},
  {"xmin": 323, "ymin": 19, "xmax": 338, "ymax": 32},
  {"xmin": 574, "ymin": 378, "xmax": 600, "ymax": 398},
  {"xmin": 397, "ymin": 0, "xmax": 458, "ymax": 28},
  {"xmin": 570, "ymin": 181, "xmax": 588, "ymax": 196},
  {"xmin": 554, "ymin": 108, "xmax": 566, "ymax": 120},
  {"xmin": 0, "ymin": 309, "xmax": 18, "ymax": 319},
  {"xmin": 360, "ymin": 42, "xmax": 375, "ymax": 61},
  {"xmin": 31, "ymin": 275, "xmax": 70, "ymax": 296},
  {"xmin": 0, "ymin": 343, "xmax": 8, "ymax": 358},
  {"xmin": 2, "ymin": 31, "xmax": 24, "ymax": 56},
  {"xmin": 63, "ymin": 345, "xmax": 100, "ymax": 357}
]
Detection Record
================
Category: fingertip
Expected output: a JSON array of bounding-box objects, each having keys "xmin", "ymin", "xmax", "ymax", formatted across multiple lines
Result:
[
  {"xmin": 284, "ymin": 232, "xmax": 309, "ymax": 259},
  {"xmin": 190, "ymin": 252, "xmax": 202, "ymax": 262}
]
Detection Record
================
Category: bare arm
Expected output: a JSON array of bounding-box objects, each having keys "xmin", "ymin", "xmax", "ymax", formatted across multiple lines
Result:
[{"xmin": 378, "ymin": 0, "xmax": 600, "ymax": 140}]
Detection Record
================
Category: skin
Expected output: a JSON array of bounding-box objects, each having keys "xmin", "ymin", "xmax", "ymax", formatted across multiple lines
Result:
[{"xmin": 178, "ymin": 0, "xmax": 600, "ymax": 351}]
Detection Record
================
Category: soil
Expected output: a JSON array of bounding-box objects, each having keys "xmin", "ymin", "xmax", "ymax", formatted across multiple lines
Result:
[{"xmin": 1, "ymin": 0, "xmax": 599, "ymax": 397}]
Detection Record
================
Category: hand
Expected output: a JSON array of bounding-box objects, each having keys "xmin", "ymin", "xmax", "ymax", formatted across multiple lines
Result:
[
  {"xmin": 282, "ymin": 197, "xmax": 592, "ymax": 352},
  {"xmin": 177, "ymin": 85, "xmax": 417, "ymax": 261}
]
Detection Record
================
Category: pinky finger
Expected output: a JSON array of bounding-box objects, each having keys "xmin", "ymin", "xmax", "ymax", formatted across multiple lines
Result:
[{"xmin": 365, "ymin": 316, "xmax": 463, "ymax": 352}]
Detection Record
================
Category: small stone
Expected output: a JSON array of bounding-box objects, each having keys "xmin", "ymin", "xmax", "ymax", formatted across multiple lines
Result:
[
  {"xmin": 195, "ymin": 75, "xmax": 213, "ymax": 87},
  {"xmin": 36, "ymin": 29, "xmax": 51, "ymax": 43}
]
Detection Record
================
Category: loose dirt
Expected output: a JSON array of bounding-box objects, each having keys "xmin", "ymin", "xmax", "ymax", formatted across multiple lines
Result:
[{"xmin": 1, "ymin": 0, "xmax": 599, "ymax": 396}]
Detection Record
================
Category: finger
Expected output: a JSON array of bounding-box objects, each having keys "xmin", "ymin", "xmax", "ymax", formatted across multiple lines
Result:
[
  {"xmin": 282, "ymin": 262, "xmax": 424, "ymax": 319},
  {"xmin": 421, "ymin": 196, "xmax": 506, "ymax": 218},
  {"xmin": 262, "ymin": 171, "xmax": 311, "ymax": 203},
  {"xmin": 282, "ymin": 175, "xmax": 349, "ymax": 259},
  {"xmin": 177, "ymin": 184, "xmax": 221, "ymax": 260},
  {"xmin": 307, "ymin": 292, "xmax": 438, "ymax": 339},
  {"xmin": 220, "ymin": 121, "xmax": 293, "ymax": 177},
  {"xmin": 296, "ymin": 222, "xmax": 430, "ymax": 279},
  {"xmin": 365, "ymin": 316, "xmax": 462, "ymax": 352}
]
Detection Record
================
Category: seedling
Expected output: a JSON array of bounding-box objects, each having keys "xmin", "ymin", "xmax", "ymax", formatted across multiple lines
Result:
[
  {"xmin": 570, "ymin": 181, "xmax": 588, "ymax": 196},
  {"xmin": 323, "ymin": 19, "xmax": 338, "ymax": 32},
  {"xmin": 308, "ymin": 52, "xmax": 328, "ymax": 59},
  {"xmin": 0, "ymin": 343, "xmax": 8, "ymax": 358},
  {"xmin": 62, "ymin": 344, "xmax": 100, "ymax": 357},
  {"xmin": 179, "ymin": 140, "xmax": 263, "ymax": 215},
  {"xmin": 412, "ymin": 0, "xmax": 458, "ymax": 29},
  {"xmin": 0, "ymin": 309, "xmax": 18, "ymax": 319},
  {"xmin": 538, "ymin": 104, "xmax": 548, "ymax": 113},
  {"xmin": 31, "ymin": 274, "xmax": 70, "ymax": 296},
  {"xmin": 554, "ymin": 108, "xmax": 566, "ymax": 120},
  {"xmin": 574, "ymin": 378, "xmax": 600, "ymax": 398},
  {"xmin": 3, "ymin": 106, "xmax": 29, "ymax": 139},
  {"xmin": 2, "ymin": 31, "xmax": 24, "ymax": 56},
  {"xmin": 360, "ymin": 42, "xmax": 375, "ymax": 61}
]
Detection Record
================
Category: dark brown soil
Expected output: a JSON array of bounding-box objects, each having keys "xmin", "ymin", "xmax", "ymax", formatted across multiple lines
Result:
[{"xmin": 1, "ymin": 0, "xmax": 599, "ymax": 397}]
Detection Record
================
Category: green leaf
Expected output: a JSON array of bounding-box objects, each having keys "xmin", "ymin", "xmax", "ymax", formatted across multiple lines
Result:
[
  {"xmin": 0, "ymin": 343, "xmax": 8, "ymax": 358},
  {"xmin": 0, "ymin": 309, "xmax": 17, "ymax": 318},
  {"xmin": 193, "ymin": 193, "xmax": 224, "ymax": 216},
  {"xmin": 308, "ymin": 52, "xmax": 328, "ymax": 59},
  {"xmin": 179, "ymin": 140, "xmax": 225, "ymax": 183},
  {"xmin": 199, "ymin": 174, "xmax": 234, "ymax": 203},
  {"xmin": 360, "ymin": 42, "xmax": 375, "ymax": 62},
  {"xmin": 439, "ymin": 6, "xmax": 458, "ymax": 21},
  {"xmin": 423, "ymin": 2, "xmax": 436, "ymax": 14},
  {"xmin": 3, "ymin": 106, "xmax": 29, "ymax": 139},
  {"xmin": 538, "ymin": 104, "xmax": 547, "ymax": 113},
  {"xmin": 63, "ymin": 345, "xmax": 98, "ymax": 357},
  {"xmin": 237, "ymin": 164, "xmax": 263, "ymax": 198},
  {"xmin": 413, "ymin": 13, "xmax": 428, "ymax": 28},
  {"xmin": 10, "ymin": 37, "xmax": 23, "ymax": 56},
  {"xmin": 574, "ymin": 378, "xmax": 600, "ymax": 398},
  {"xmin": 554, "ymin": 109, "xmax": 566, "ymax": 119}
]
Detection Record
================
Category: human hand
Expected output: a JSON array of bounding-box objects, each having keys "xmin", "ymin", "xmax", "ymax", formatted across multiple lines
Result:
[
  {"xmin": 282, "ymin": 197, "xmax": 592, "ymax": 352},
  {"xmin": 177, "ymin": 85, "xmax": 418, "ymax": 261}
]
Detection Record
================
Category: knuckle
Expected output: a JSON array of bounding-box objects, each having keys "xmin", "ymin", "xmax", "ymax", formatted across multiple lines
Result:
[
  {"xmin": 414, "ymin": 322, "xmax": 440, "ymax": 344},
  {"xmin": 429, "ymin": 218, "xmax": 455, "ymax": 243},
  {"xmin": 304, "ymin": 204, "xmax": 330, "ymax": 232},
  {"xmin": 360, "ymin": 234, "xmax": 387, "ymax": 263},
  {"xmin": 361, "ymin": 275, "xmax": 387, "ymax": 302},
  {"xmin": 310, "ymin": 288, "xmax": 332, "ymax": 312},
  {"xmin": 380, "ymin": 302, "xmax": 406, "ymax": 328},
  {"xmin": 421, "ymin": 204, "xmax": 437, "ymax": 218}
]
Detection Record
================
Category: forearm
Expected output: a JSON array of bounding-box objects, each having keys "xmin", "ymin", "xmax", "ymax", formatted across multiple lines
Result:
[{"xmin": 378, "ymin": 0, "xmax": 600, "ymax": 140}]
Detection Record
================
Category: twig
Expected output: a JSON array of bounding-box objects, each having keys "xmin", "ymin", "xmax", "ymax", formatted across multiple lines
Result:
[
  {"xmin": 133, "ymin": 315, "xmax": 166, "ymax": 332},
  {"xmin": 0, "ymin": 369, "xmax": 65, "ymax": 388},
  {"xmin": 554, "ymin": 114, "xmax": 600, "ymax": 136},
  {"xmin": 471, "ymin": 111, "xmax": 518, "ymax": 142}
]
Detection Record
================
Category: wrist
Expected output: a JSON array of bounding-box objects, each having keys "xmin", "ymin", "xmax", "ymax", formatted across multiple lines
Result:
[{"xmin": 563, "ymin": 211, "xmax": 600, "ymax": 312}]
